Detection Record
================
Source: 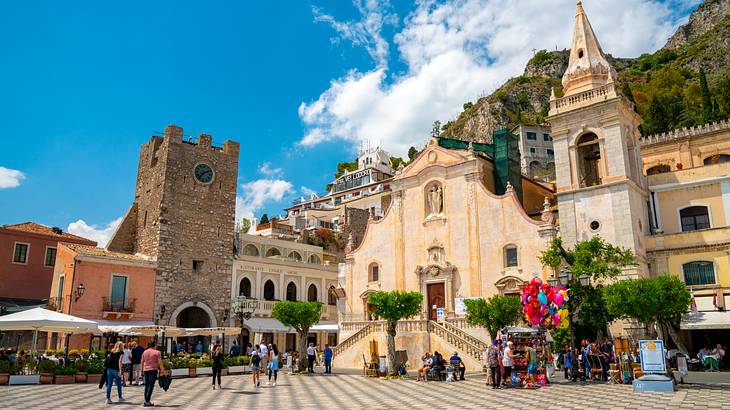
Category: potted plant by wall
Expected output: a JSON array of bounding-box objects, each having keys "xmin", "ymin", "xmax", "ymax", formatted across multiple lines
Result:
[
  {"xmin": 188, "ymin": 357, "xmax": 199, "ymax": 378},
  {"xmin": 169, "ymin": 355, "xmax": 189, "ymax": 378},
  {"xmin": 9, "ymin": 358, "xmax": 40, "ymax": 385},
  {"xmin": 53, "ymin": 365, "xmax": 77, "ymax": 384},
  {"xmin": 220, "ymin": 358, "xmax": 228, "ymax": 377},
  {"xmin": 86, "ymin": 358, "xmax": 104, "ymax": 384},
  {"xmin": 196, "ymin": 356, "xmax": 213, "ymax": 376},
  {"xmin": 39, "ymin": 359, "xmax": 56, "ymax": 384},
  {"xmin": 0, "ymin": 360, "xmax": 11, "ymax": 385},
  {"xmin": 226, "ymin": 356, "xmax": 250, "ymax": 374},
  {"xmin": 74, "ymin": 359, "xmax": 89, "ymax": 383}
]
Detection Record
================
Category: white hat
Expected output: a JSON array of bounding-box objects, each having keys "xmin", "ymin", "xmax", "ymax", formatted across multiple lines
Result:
[{"xmin": 507, "ymin": 341, "xmax": 513, "ymax": 346}]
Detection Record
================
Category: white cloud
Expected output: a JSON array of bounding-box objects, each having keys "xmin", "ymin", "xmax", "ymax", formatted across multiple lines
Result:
[
  {"xmin": 67, "ymin": 217, "xmax": 123, "ymax": 248},
  {"xmin": 300, "ymin": 0, "xmax": 693, "ymax": 156},
  {"xmin": 0, "ymin": 167, "xmax": 25, "ymax": 188},
  {"xmin": 235, "ymin": 179, "xmax": 294, "ymax": 221},
  {"xmin": 258, "ymin": 162, "xmax": 283, "ymax": 177},
  {"xmin": 301, "ymin": 186, "xmax": 318, "ymax": 197}
]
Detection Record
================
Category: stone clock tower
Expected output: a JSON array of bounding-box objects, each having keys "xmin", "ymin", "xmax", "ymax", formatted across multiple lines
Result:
[
  {"xmin": 548, "ymin": 1, "xmax": 649, "ymax": 277},
  {"xmin": 108, "ymin": 124, "xmax": 240, "ymax": 328}
]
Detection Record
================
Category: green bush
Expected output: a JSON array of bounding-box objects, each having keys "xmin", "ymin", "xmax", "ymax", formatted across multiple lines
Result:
[
  {"xmin": 170, "ymin": 356, "xmax": 191, "ymax": 369},
  {"xmin": 53, "ymin": 365, "xmax": 77, "ymax": 375},
  {"xmin": 39, "ymin": 359, "xmax": 57, "ymax": 374},
  {"xmin": 87, "ymin": 358, "xmax": 104, "ymax": 374},
  {"xmin": 223, "ymin": 356, "xmax": 250, "ymax": 367},
  {"xmin": 0, "ymin": 360, "xmax": 12, "ymax": 374},
  {"xmin": 196, "ymin": 358, "xmax": 212, "ymax": 368},
  {"xmin": 75, "ymin": 359, "xmax": 89, "ymax": 373}
]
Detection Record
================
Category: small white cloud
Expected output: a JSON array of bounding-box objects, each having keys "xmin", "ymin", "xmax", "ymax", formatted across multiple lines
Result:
[
  {"xmin": 236, "ymin": 179, "xmax": 294, "ymax": 221},
  {"xmin": 67, "ymin": 217, "xmax": 123, "ymax": 247},
  {"xmin": 301, "ymin": 186, "xmax": 318, "ymax": 197},
  {"xmin": 0, "ymin": 167, "xmax": 25, "ymax": 188},
  {"xmin": 258, "ymin": 162, "xmax": 283, "ymax": 177}
]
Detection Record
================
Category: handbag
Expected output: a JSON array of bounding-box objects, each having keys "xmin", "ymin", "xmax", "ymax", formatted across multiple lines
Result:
[{"xmin": 158, "ymin": 374, "xmax": 172, "ymax": 392}]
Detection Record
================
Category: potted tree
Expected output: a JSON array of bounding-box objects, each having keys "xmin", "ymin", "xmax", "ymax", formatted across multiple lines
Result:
[
  {"xmin": 39, "ymin": 359, "xmax": 56, "ymax": 384},
  {"xmin": 53, "ymin": 365, "xmax": 77, "ymax": 384},
  {"xmin": 9, "ymin": 358, "xmax": 40, "ymax": 385},
  {"xmin": 86, "ymin": 357, "xmax": 104, "ymax": 384},
  {"xmin": 74, "ymin": 359, "xmax": 89, "ymax": 383},
  {"xmin": 0, "ymin": 359, "xmax": 10, "ymax": 385}
]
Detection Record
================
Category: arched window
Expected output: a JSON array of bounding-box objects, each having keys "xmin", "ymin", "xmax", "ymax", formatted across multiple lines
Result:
[
  {"xmin": 242, "ymin": 244, "xmax": 259, "ymax": 256},
  {"xmin": 703, "ymin": 154, "xmax": 730, "ymax": 166},
  {"xmin": 646, "ymin": 164, "xmax": 671, "ymax": 175},
  {"xmin": 328, "ymin": 286, "xmax": 337, "ymax": 306},
  {"xmin": 265, "ymin": 247, "xmax": 281, "ymax": 257},
  {"xmin": 504, "ymin": 245, "xmax": 518, "ymax": 267},
  {"xmin": 308, "ymin": 284, "xmax": 318, "ymax": 302},
  {"xmin": 576, "ymin": 133, "xmax": 601, "ymax": 187},
  {"xmin": 368, "ymin": 263, "xmax": 379, "ymax": 282},
  {"xmin": 680, "ymin": 206, "xmax": 710, "ymax": 232},
  {"xmin": 239, "ymin": 277, "xmax": 251, "ymax": 297},
  {"xmin": 682, "ymin": 261, "xmax": 716, "ymax": 286},
  {"xmin": 286, "ymin": 282, "xmax": 297, "ymax": 301},
  {"xmin": 288, "ymin": 251, "xmax": 302, "ymax": 262},
  {"xmin": 309, "ymin": 254, "xmax": 321, "ymax": 264},
  {"xmin": 263, "ymin": 280, "xmax": 276, "ymax": 301}
]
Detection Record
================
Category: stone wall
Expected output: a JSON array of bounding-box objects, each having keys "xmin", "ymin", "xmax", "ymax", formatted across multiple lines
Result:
[{"xmin": 341, "ymin": 207, "xmax": 369, "ymax": 250}]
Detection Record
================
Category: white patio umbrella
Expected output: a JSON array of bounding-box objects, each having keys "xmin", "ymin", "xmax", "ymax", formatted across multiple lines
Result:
[{"xmin": 0, "ymin": 307, "xmax": 98, "ymax": 353}]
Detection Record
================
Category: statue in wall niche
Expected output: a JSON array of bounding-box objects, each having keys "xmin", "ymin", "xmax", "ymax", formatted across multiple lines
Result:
[{"xmin": 428, "ymin": 185, "xmax": 443, "ymax": 216}]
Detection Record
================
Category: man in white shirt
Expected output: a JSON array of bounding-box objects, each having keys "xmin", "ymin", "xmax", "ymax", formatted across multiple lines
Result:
[
  {"xmin": 307, "ymin": 343, "xmax": 316, "ymax": 374},
  {"xmin": 259, "ymin": 343, "xmax": 269, "ymax": 371}
]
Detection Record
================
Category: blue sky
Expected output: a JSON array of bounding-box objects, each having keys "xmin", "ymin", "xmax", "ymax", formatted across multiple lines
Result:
[{"xmin": 0, "ymin": 0, "xmax": 699, "ymax": 245}]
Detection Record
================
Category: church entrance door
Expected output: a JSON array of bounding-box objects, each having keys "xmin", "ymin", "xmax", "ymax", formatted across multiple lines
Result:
[{"xmin": 426, "ymin": 283, "xmax": 445, "ymax": 321}]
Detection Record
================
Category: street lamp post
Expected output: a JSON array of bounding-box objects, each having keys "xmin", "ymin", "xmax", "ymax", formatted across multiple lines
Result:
[
  {"xmin": 232, "ymin": 296, "xmax": 258, "ymax": 347},
  {"xmin": 549, "ymin": 268, "xmax": 590, "ymax": 382}
]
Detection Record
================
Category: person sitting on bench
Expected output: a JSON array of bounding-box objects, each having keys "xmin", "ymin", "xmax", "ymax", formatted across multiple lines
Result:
[{"xmin": 449, "ymin": 352, "xmax": 466, "ymax": 380}]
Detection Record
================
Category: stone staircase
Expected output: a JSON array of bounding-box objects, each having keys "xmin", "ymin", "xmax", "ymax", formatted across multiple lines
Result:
[
  {"xmin": 428, "ymin": 320, "xmax": 486, "ymax": 364},
  {"xmin": 332, "ymin": 321, "xmax": 376, "ymax": 357}
]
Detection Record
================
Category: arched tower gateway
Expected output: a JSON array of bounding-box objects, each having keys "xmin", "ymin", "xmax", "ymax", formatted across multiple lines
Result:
[
  {"xmin": 107, "ymin": 124, "xmax": 240, "ymax": 327},
  {"xmin": 548, "ymin": 1, "xmax": 649, "ymax": 277}
]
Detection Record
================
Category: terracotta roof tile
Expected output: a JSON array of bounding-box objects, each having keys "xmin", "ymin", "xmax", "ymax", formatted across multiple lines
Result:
[
  {"xmin": 2, "ymin": 222, "xmax": 96, "ymax": 244},
  {"xmin": 63, "ymin": 244, "xmax": 154, "ymax": 263}
]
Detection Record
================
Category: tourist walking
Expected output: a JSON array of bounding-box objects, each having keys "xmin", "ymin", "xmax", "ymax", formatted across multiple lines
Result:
[
  {"xmin": 259, "ymin": 343, "xmax": 269, "ymax": 373},
  {"xmin": 323, "ymin": 344, "xmax": 333, "ymax": 374},
  {"xmin": 122, "ymin": 342, "xmax": 133, "ymax": 386},
  {"xmin": 502, "ymin": 341, "xmax": 515, "ymax": 387},
  {"xmin": 251, "ymin": 345, "xmax": 261, "ymax": 387},
  {"xmin": 267, "ymin": 344, "xmax": 280, "ymax": 387},
  {"xmin": 212, "ymin": 344, "xmax": 223, "ymax": 390},
  {"xmin": 131, "ymin": 341, "xmax": 145, "ymax": 386},
  {"xmin": 307, "ymin": 343, "xmax": 316, "ymax": 374},
  {"xmin": 105, "ymin": 341, "xmax": 125, "ymax": 405},
  {"xmin": 141, "ymin": 340, "xmax": 166, "ymax": 407},
  {"xmin": 487, "ymin": 341, "xmax": 501, "ymax": 389}
]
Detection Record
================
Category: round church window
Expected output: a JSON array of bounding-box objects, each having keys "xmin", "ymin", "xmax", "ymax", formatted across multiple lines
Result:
[{"xmin": 589, "ymin": 220, "xmax": 600, "ymax": 232}]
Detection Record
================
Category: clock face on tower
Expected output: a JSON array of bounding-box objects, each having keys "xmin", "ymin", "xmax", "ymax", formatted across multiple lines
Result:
[{"xmin": 194, "ymin": 163, "xmax": 214, "ymax": 183}]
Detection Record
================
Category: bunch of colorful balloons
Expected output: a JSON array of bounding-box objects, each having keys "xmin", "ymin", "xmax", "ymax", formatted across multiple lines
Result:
[{"xmin": 520, "ymin": 277, "xmax": 570, "ymax": 329}]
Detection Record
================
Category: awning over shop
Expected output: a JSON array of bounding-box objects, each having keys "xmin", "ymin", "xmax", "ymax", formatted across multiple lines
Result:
[
  {"xmin": 183, "ymin": 327, "xmax": 241, "ymax": 336},
  {"xmin": 243, "ymin": 317, "xmax": 292, "ymax": 333},
  {"xmin": 681, "ymin": 311, "xmax": 730, "ymax": 330},
  {"xmin": 96, "ymin": 320, "xmax": 157, "ymax": 335},
  {"xmin": 311, "ymin": 321, "xmax": 338, "ymax": 332}
]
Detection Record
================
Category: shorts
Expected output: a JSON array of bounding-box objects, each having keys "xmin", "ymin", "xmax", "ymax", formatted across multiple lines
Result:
[
  {"xmin": 527, "ymin": 362, "xmax": 538, "ymax": 375},
  {"xmin": 122, "ymin": 363, "xmax": 133, "ymax": 372},
  {"xmin": 251, "ymin": 365, "xmax": 260, "ymax": 372}
]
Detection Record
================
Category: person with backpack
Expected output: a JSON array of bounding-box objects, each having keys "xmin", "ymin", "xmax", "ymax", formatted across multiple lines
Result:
[
  {"xmin": 250, "ymin": 345, "xmax": 261, "ymax": 388},
  {"xmin": 267, "ymin": 344, "xmax": 280, "ymax": 387}
]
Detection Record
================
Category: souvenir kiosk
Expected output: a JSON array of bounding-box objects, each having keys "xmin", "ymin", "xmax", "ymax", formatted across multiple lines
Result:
[{"xmin": 500, "ymin": 326, "xmax": 548, "ymax": 386}]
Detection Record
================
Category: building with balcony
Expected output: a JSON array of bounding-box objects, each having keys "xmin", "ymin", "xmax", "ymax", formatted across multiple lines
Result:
[
  {"xmin": 47, "ymin": 243, "xmax": 156, "ymax": 350},
  {"xmin": 640, "ymin": 119, "xmax": 730, "ymax": 348},
  {"xmin": 511, "ymin": 124, "xmax": 555, "ymax": 182},
  {"xmin": 231, "ymin": 233, "xmax": 341, "ymax": 351}
]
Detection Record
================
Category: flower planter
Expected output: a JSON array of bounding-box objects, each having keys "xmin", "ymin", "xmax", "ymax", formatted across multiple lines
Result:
[
  {"xmin": 87, "ymin": 374, "xmax": 102, "ymax": 384},
  {"xmin": 227, "ymin": 365, "xmax": 247, "ymax": 374},
  {"xmin": 54, "ymin": 375, "xmax": 75, "ymax": 384},
  {"xmin": 9, "ymin": 374, "xmax": 40, "ymax": 385},
  {"xmin": 0, "ymin": 373, "xmax": 8, "ymax": 385},
  {"xmin": 170, "ymin": 368, "xmax": 189, "ymax": 378},
  {"xmin": 188, "ymin": 368, "xmax": 197, "ymax": 378},
  {"xmin": 40, "ymin": 373, "xmax": 54, "ymax": 384},
  {"xmin": 196, "ymin": 367, "xmax": 212, "ymax": 375},
  {"xmin": 75, "ymin": 372, "xmax": 88, "ymax": 383}
]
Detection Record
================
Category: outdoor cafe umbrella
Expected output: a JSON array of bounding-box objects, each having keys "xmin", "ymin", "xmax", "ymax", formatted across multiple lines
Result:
[{"xmin": 0, "ymin": 307, "xmax": 98, "ymax": 354}]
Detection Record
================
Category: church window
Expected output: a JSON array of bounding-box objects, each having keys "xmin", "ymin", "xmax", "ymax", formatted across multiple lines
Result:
[
  {"xmin": 703, "ymin": 154, "xmax": 730, "ymax": 166},
  {"xmin": 682, "ymin": 261, "xmax": 715, "ymax": 286},
  {"xmin": 527, "ymin": 132, "xmax": 537, "ymax": 140},
  {"xmin": 266, "ymin": 247, "xmax": 281, "ymax": 257},
  {"xmin": 577, "ymin": 49, "xmax": 584, "ymax": 58},
  {"xmin": 328, "ymin": 286, "xmax": 337, "ymax": 306},
  {"xmin": 576, "ymin": 133, "xmax": 601, "ymax": 187},
  {"xmin": 308, "ymin": 284, "xmax": 318, "ymax": 302},
  {"xmin": 369, "ymin": 263, "xmax": 379, "ymax": 282},
  {"xmin": 239, "ymin": 278, "xmax": 251, "ymax": 297},
  {"xmin": 286, "ymin": 282, "xmax": 297, "ymax": 301},
  {"xmin": 309, "ymin": 254, "xmax": 321, "ymax": 264},
  {"xmin": 242, "ymin": 244, "xmax": 259, "ymax": 256},
  {"xmin": 192, "ymin": 260, "xmax": 203, "ymax": 273},
  {"xmin": 289, "ymin": 251, "xmax": 302, "ymax": 262},
  {"xmin": 589, "ymin": 220, "xmax": 601, "ymax": 232},
  {"xmin": 504, "ymin": 246, "xmax": 518, "ymax": 268},
  {"xmin": 680, "ymin": 206, "xmax": 710, "ymax": 232},
  {"xmin": 646, "ymin": 165, "xmax": 671, "ymax": 175},
  {"xmin": 263, "ymin": 280, "xmax": 276, "ymax": 301}
]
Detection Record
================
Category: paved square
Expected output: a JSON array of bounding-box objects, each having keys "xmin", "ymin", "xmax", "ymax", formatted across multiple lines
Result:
[{"xmin": 2, "ymin": 371, "xmax": 729, "ymax": 409}]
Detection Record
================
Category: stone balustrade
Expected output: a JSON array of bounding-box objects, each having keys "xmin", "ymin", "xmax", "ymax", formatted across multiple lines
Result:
[
  {"xmin": 550, "ymin": 83, "xmax": 616, "ymax": 114},
  {"xmin": 640, "ymin": 119, "xmax": 730, "ymax": 146}
]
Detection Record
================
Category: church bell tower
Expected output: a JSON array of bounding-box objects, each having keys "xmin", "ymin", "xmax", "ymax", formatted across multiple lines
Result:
[{"xmin": 548, "ymin": 1, "xmax": 649, "ymax": 277}]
